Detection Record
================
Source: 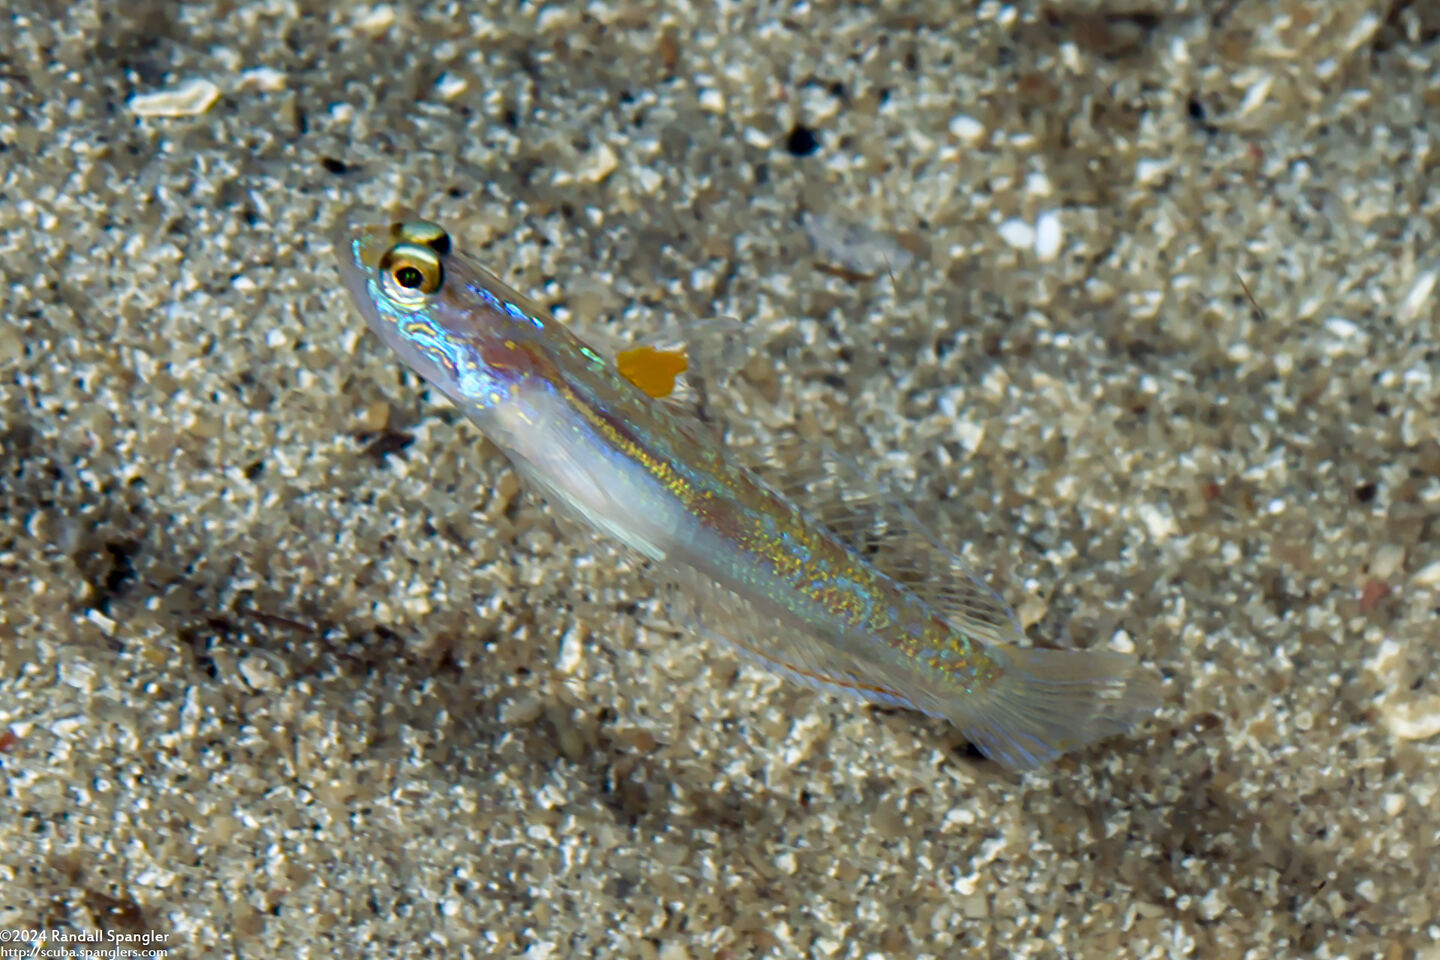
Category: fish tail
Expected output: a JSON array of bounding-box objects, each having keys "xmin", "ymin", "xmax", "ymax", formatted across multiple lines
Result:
[{"xmin": 948, "ymin": 646, "xmax": 1161, "ymax": 770}]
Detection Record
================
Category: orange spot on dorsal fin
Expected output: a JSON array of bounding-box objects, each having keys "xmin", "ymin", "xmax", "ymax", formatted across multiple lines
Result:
[{"xmin": 615, "ymin": 344, "xmax": 689, "ymax": 398}]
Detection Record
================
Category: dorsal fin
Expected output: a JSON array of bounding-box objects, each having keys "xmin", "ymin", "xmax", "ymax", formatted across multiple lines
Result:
[
  {"xmin": 736, "ymin": 437, "xmax": 1027, "ymax": 647},
  {"xmin": 596, "ymin": 312, "xmax": 1025, "ymax": 650},
  {"xmin": 586, "ymin": 308, "xmax": 1024, "ymax": 647}
]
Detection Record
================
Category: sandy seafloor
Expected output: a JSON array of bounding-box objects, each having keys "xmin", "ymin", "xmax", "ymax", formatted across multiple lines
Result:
[{"xmin": 2, "ymin": 1, "xmax": 1439, "ymax": 957}]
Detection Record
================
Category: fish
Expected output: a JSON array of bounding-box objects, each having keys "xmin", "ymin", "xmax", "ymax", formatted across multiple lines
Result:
[{"xmin": 331, "ymin": 211, "xmax": 1161, "ymax": 770}]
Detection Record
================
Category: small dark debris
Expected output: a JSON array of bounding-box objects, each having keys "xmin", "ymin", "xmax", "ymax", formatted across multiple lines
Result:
[
  {"xmin": 83, "ymin": 888, "xmax": 147, "ymax": 934},
  {"xmin": 82, "ymin": 539, "xmax": 141, "ymax": 611},
  {"xmin": 1359, "ymin": 579, "xmax": 1392, "ymax": 614},
  {"xmin": 785, "ymin": 123, "xmax": 820, "ymax": 157},
  {"xmin": 1193, "ymin": 712, "xmax": 1224, "ymax": 733},
  {"xmin": 1187, "ymin": 96, "xmax": 1221, "ymax": 134},
  {"xmin": 812, "ymin": 261, "xmax": 877, "ymax": 284},
  {"xmin": 359, "ymin": 429, "xmax": 415, "ymax": 464},
  {"xmin": 320, "ymin": 156, "xmax": 350, "ymax": 175},
  {"xmin": 236, "ymin": 605, "xmax": 318, "ymax": 635}
]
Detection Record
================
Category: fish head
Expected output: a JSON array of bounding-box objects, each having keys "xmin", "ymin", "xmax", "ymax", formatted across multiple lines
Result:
[{"xmin": 332, "ymin": 209, "xmax": 552, "ymax": 406}]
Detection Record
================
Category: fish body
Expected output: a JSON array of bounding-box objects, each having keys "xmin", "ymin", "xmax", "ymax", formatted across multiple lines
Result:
[{"xmin": 333, "ymin": 212, "xmax": 1159, "ymax": 769}]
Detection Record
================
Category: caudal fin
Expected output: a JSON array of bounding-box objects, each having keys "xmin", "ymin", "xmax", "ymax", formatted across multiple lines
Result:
[{"xmin": 950, "ymin": 646, "xmax": 1161, "ymax": 770}]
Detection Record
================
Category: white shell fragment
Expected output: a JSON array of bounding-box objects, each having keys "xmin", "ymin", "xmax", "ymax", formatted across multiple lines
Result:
[
  {"xmin": 948, "ymin": 114, "xmax": 985, "ymax": 143},
  {"xmin": 1386, "ymin": 697, "xmax": 1440, "ymax": 742},
  {"xmin": 1342, "ymin": 12, "xmax": 1382, "ymax": 53},
  {"xmin": 997, "ymin": 218, "xmax": 1035, "ymax": 250},
  {"xmin": 577, "ymin": 143, "xmax": 619, "ymax": 183},
  {"xmin": 239, "ymin": 67, "xmax": 287, "ymax": 92},
  {"xmin": 353, "ymin": 4, "xmax": 397, "ymax": 35},
  {"xmin": 1034, "ymin": 210, "xmax": 1062, "ymax": 261},
  {"xmin": 435, "ymin": 72, "xmax": 468, "ymax": 100},
  {"xmin": 129, "ymin": 79, "xmax": 222, "ymax": 117},
  {"xmin": 1398, "ymin": 269, "xmax": 1436, "ymax": 325}
]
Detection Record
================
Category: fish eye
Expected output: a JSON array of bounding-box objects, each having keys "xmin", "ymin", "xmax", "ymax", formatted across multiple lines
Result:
[{"xmin": 377, "ymin": 243, "xmax": 444, "ymax": 303}]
